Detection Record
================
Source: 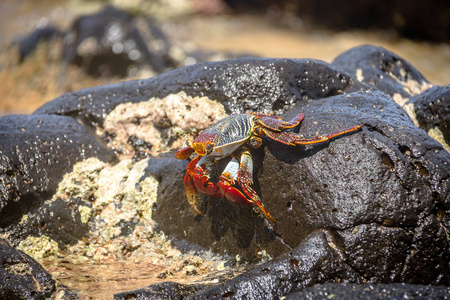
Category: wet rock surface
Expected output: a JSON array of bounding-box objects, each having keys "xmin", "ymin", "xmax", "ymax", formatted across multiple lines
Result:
[
  {"xmin": 332, "ymin": 45, "xmax": 432, "ymax": 102},
  {"xmin": 285, "ymin": 282, "xmax": 450, "ymax": 300},
  {"xmin": 1, "ymin": 46, "xmax": 449, "ymax": 298},
  {"xmin": 150, "ymin": 88, "xmax": 450, "ymax": 281},
  {"xmin": 7, "ymin": 197, "xmax": 90, "ymax": 249},
  {"xmin": 0, "ymin": 238, "xmax": 56, "ymax": 300},
  {"xmin": 113, "ymin": 281, "xmax": 207, "ymax": 300},
  {"xmin": 0, "ymin": 114, "xmax": 114, "ymax": 228},
  {"xmin": 35, "ymin": 57, "xmax": 370, "ymax": 127},
  {"xmin": 407, "ymin": 85, "xmax": 450, "ymax": 150},
  {"xmin": 186, "ymin": 231, "xmax": 360, "ymax": 299}
]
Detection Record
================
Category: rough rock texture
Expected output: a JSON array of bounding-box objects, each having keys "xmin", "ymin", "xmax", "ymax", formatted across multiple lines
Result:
[
  {"xmin": 0, "ymin": 240, "xmax": 56, "ymax": 300},
  {"xmin": 99, "ymin": 92, "xmax": 227, "ymax": 158},
  {"xmin": 0, "ymin": 114, "xmax": 114, "ymax": 228},
  {"xmin": 114, "ymin": 281, "xmax": 207, "ymax": 300},
  {"xmin": 34, "ymin": 57, "xmax": 371, "ymax": 127},
  {"xmin": 7, "ymin": 197, "xmax": 90, "ymax": 249},
  {"xmin": 150, "ymin": 88, "xmax": 450, "ymax": 284},
  {"xmin": 332, "ymin": 45, "xmax": 432, "ymax": 103},
  {"xmin": 407, "ymin": 85, "xmax": 450, "ymax": 150},
  {"xmin": 187, "ymin": 231, "xmax": 360, "ymax": 299},
  {"xmin": 3, "ymin": 49, "xmax": 449, "ymax": 297},
  {"xmin": 31, "ymin": 54, "xmax": 450, "ymax": 285},
  {"xmin": 285, "ymin": 282, "xmax": 450, "ymax": 300}
]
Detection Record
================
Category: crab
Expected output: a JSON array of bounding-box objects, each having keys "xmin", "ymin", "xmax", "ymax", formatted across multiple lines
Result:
[{"xmin": 175, "ymin": 113, "xmax": 362, "ymax": 222}]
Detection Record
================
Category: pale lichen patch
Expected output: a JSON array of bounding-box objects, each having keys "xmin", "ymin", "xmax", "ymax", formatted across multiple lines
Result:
[
  {"xmin": 356, "ymin": 68, "xmax": 364, "ymax": 82},
  {"xmin": 78, "ymin": 205, "xmax": 92, "ymax": 224},
  {"xmin": 393, "ymin": 93, "xmax": 409, "ymax": 107},
  {"xmin": 18, "ymin": 235, "xmax": 59, "ymax": 261},
  {"xmin": 428, "ymin": 127, "xmax": 450, "ymax": 153},
  {"xmin": 99, "ymin": 92, "xmax": 227, "ymax": 158},
  {"xmin": 403, "ymin": 103, "xmax": 420, "ymax": 127},
  {"xmin": 55, "ymin": 157, "xmax": 106, "ymax": 200}
]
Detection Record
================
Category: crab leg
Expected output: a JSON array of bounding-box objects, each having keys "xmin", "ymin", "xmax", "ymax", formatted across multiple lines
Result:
[
  {"xmin": 175, "ymin": 146, "xmax": 195, "ymax": 160},
  {"xmin": 190, "ymin": 155, "xmax": 221, "ymax": 196},
  {"xmin": 235, "ymin": 149, "xmax": 276, "ymax": 223},
  {"xmin": 185, "ymin": 155, "xmax": 253, "ymax": 216},
  {"xmin": 254, "ymin": 113, "xmax": 305, "ymax": 131},
  {"xmin": 262, "ymin": 124, "xmax": 363, "ymax": 145},
  {"xmin": 183, "ymin": 155, "xmax": 203, "ymax": 214},
  {"xmin": 188, "ymin": 152, "xmax": 276, "ymax": 222},
  {"xmin": 217, "ymin": 158, "xmax": 252, "ymax": 206}
]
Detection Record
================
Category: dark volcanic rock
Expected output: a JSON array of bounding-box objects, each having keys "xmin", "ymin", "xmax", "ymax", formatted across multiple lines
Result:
[
  {"xmin": 150, "ymin": 88, "xmax": 450, "ymax": 283},
  {"xmin": 19, "ymin": 54, "xmax": 450, "ymax": 295},
  {"xmin": 63, "ymin": 6, "xmax": 169, "ymax": 77},
  {"xmin": 188, "ymin": 231, "xmax": 360, "ymax": 299},
  {"xmin": 113, "ymin": 231, "xmax": 360, "ymax": 299},
  {"xmin": 0, "ymin": 241, "xmax": 55, "ymax": 300},
  {"xmin": 34, "ymin": 57, "xmax": 371, "ymax": 127},
  {"xmin": 114, "ymin": 281, "xmax": 207, "ymax": 300},
  {"xmin": 407, "ymin": 85, "xmax": 450, "ymax": 146},
  {"xmin": 0, "ymin": 114, "xmax": 114, "ymax": 228},
  {"xmin": 332, "ymin": 45, "xmax": 430, "ymax": 99},
  {"xmin": 285, "ymin": 282, "xmax": 450, "ymax": 300},
  {"xmin": 6, "ymin": 198, "xmax": 90, "ymax": 248}
]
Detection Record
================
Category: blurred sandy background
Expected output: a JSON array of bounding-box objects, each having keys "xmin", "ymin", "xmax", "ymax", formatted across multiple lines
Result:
[{"xmin": 0, "ymin": 0, "xmax": 448, "ymax": 116}]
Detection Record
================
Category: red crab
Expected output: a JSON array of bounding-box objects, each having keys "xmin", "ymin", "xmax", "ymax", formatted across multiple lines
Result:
[{"xmin": 175, "ymin": 113, "xmax": 362, "ymax": 222}]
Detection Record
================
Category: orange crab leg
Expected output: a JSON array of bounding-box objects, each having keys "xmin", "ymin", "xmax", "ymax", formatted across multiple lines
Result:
[
  {"xmin": 253, "ymin": 113, "xmax": 305, "ymax": 131},
  {"xmin": 175, "ymin": 146, "xmax": 195, "ymax": 160},
  {"xmin": 185, "ymin": 153, "xmax": 276, "ymax": 222},
  {"xmin": 262, "ymin": 124, "xmax": 363, "ymax": 146},
  {"xmin": 216, "ymin": 151, "xmax": 276, "ymax": 222},
  {"xmin": 183, "ymin": 155, "xmax": 203, "ymax": 214},
  {"xmin": 192, "ymin": 170, "xmax": 222, "ymax": 197},
  {"xmin": 236, "ymin": 149, "xmax": 276, "ymax": 222}
]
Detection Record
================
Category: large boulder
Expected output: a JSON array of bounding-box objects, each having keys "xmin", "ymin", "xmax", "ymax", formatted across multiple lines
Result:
[
  {"xmin": 2, "ymin": 47, "xmax": 448, "ymax": 298},
  {"xmin": 34, "ymin": 57, "xmax": 370, "ymax": 127},
  {"xmin": 32, "ymin": 55, "xmax": 450, "ymax": 287},
  {"xmin": 0, "ymin": 238, "xmax": 56, "ymax": 300},
  {"xmin": 332, "ymin": 45, "xmax": 432, "ymax": 101},
  {"xmin": 149, "ymin": 88, "xmax": 449, "ymax": 285},
  {"xmin": 0, "ymin": 114, "xmax": 114, "ymax": 228}
]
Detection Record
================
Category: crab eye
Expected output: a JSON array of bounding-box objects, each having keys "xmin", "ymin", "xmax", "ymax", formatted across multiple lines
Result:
[{"xmin": 205, "ymin": 143, "xmax": 214, "ymax": 154}]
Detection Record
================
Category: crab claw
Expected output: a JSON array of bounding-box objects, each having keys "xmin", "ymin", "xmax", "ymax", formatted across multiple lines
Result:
[
  {"xmin": 217, "ymin": 178, "xmax": 251, "ymax": 206},
  {"xmin": 183, "ymin": 155, "xmax": 203, "ymax": 215},
  {"xmin": 175, "ymin": 146, "xmax": 195, "ymax": 160},
  {"xmin": 218, "ymin": 175, "xmax": 276, "ymax": 223}
]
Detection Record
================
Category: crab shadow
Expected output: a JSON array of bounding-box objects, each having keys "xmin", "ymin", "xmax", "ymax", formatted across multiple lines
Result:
[
  {"xmin": 262, "ymin": 134, "xmax": 329, "ymax": 165},
  {"xmin": 201, "ymin": 136, "xmax": 330, "ymax": 252},
  {"xmin": 204, "ymin": 156, "xmax": 279, "ymax": 252}
]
